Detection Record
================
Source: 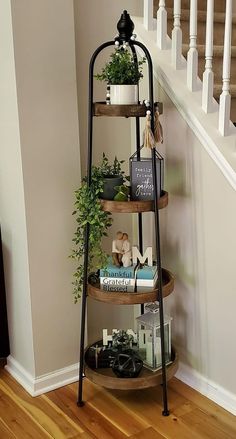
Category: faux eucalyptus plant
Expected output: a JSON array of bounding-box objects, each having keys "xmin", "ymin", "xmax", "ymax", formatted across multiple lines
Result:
[
  {"xmin": 71, "ymin": 154, "xmax": 127, "ymax": 302},
  {"xmin": 95, "ymin": 48, "xmax": 146, "ymax": 85}
]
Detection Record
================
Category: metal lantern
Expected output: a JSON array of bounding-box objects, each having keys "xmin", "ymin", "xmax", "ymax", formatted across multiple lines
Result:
[
  {"xmin": 129, "ymin": 148, "xmax": 164, "ymax": 200},
  {"xmin": 136, "ymin": 306, "xmax": 172, "ymax": 371}
]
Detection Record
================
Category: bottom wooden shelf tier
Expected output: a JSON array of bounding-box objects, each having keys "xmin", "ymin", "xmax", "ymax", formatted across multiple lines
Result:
[{"xmin": 84, "ymin": 344, "xmax": 178, "ymax": 390}]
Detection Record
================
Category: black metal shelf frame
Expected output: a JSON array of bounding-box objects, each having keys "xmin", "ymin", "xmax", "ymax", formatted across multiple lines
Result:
[{"xmin": 77, "ymin": 10, "xmax": 170, "ymax": 416}]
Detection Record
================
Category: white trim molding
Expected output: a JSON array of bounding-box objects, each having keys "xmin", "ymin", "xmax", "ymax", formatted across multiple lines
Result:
[
  {"xmin": 6, "ymin": 356, "xmax": 236, "ymax": 414},
  {"xmin": 5, "ymin": 356, "xmax": 79, "ymax": 397},
  {"xmin": 176, "ymin": 362, "xmax": 236, "ymax": 416}
]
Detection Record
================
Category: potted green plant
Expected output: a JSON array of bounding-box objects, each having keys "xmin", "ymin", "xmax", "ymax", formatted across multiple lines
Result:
[
  {"xmin": 95, "ymin": 48, "xmax": 146, "ymax": 105},
  {"xmin": 70, "ymin": 154, "xmax": 127, "ymax": 302},
  {"xmin": 100, "ymin": 153, "xmax": 126, "ymax": 200}
]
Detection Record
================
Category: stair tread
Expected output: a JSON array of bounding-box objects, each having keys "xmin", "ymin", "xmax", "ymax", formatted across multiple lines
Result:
[
  {"xmin": 214, "ymin": 84, "xmax": 236, "ymax": 98},
  {"xmin": 182, "ymin": 44, "xmax": 236, "ymax": 57},
  {"xmin": 163, "ymin": 0, "xmax": 228, "ymax": 13},
  {"xmin": 166, "ymin": 8, "xmax": 236, "ymax": 24},
  {"xmin": 154, "ymin": 0, "xmax": 236, "ymax": 118}
]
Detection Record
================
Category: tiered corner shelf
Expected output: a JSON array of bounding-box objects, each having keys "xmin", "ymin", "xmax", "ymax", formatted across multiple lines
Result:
[
  {"xmin": 88, "ymin": 268, "xmax": 174, "ymax": 305},
  {"xmin": 84, "ymin": 343, "xmax": 178, "ymax": 390},
  {"xmin": 78, "ymin": 15, "xmax": 178, "ymax": 412},
  {"xmin": 93, "ymin": 101, "xmax": 163, "ymax": 118},
  {"xmin": 100, "ymin": 191, "xmax": 168, "ymax": 213}
]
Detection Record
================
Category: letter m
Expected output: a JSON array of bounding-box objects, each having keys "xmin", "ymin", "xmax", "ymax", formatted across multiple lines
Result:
[{"xmin": 132, "ymin": 246, "xmax": 153, "ymax": 266}]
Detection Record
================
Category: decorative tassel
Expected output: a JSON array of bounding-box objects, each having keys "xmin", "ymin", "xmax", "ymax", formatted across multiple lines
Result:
[
  {"xmin": 154, "ymin": 109, "xmax": 163, "ymax": 144},
  {"xmin": 143, "ymin": 110, "xmax": 155, "ymax": 149}
]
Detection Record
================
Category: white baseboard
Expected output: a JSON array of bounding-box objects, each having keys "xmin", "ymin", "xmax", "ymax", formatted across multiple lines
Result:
[
  {"xmin": 5, "ymin": 355, "xmax": 79, "ymax": 396},
  {"xmin": 176, "ymin": 362, "xmax": 236, "ymax": 416},
  {"xmin": 5, "ymin": 356, "xmax": 236, "ymax": 414}
]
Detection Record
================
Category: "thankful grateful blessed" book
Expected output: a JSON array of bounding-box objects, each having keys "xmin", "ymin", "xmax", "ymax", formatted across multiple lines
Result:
[
  {"xmin": 99, "ymin": 260, "xmax": 159, "ymax": 293},
  {"xmin": 100, "ymin": 277, "xmax": 135, "ymax": 292},
  {"xmin": 100, "ymin": 258, "xmax": 136, "ymax": 279}
]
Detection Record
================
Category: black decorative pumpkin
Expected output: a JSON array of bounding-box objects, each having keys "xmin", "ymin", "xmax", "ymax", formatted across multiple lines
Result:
[
  {"xmin": 112, "ymin": 349, "xmax": 143, "ymax": 378},
  {"xmin": 88, "ymin": 271, "xmax": 99, "ymax": 285}
]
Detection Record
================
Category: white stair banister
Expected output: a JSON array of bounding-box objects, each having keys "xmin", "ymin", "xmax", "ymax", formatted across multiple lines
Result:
[
  {"xmin": 172, "ymin": 0, "xmax": 182, "ymax": 69},
  {"xmin": 219, "ymin": 0, "xmax": 233, "ymax": 136},
  {"xmin": 187, "ymin": 0, "xmax": 198, "ymax": 91},
  {"xmin": 144, "ymin": 0, "xmax": 154, "ymax": 31},
  {"xmin": 157, "ymin": 0, "xmax": 167, "ymax": 50},
  {"xmin": 202, "ymin": 0, "xmax": 214, "ymax": 113}
]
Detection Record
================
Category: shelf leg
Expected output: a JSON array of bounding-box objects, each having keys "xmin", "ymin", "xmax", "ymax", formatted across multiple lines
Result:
[
  {"xmin": 135, "ymin": 115, "xmax": 144, "ymax": 315},
  {"xmin": 133, "ymin": 39, "xmax": 169, "ymax": 415},
  {"xmin": 77, "ymin": 224, "xmax": 90, "ymax": 407},
  {"xmin": 76, "ymin": 40, "xmax": 114, "ymax": 407},
  {"xmin": 138, "ymin": 212, "xmax": 144, "ymax": 315},
  {"xmin": 151, "ymin": 147, "xmax": 169, "ymax": 417}
]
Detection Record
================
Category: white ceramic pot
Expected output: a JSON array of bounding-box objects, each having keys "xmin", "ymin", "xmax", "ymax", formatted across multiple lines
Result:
[{"xmin": 109, "ymin": 84, "xmax": 139, "ymax": 105}]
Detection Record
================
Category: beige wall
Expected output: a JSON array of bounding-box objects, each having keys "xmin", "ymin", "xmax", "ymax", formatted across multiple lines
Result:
[
  {"xmin": 0, "ymin": 0, "xmax": 35, "ymax": 376},
  {"xmin": 157, "ymin": 84, "xmax": 236, "ymax": 396},
  {"xmin": 74, "ymin": 0, "xmax": 142, "ymax": 341},
  {"xmin": 74, "ymin": 0, "xmax": 142, "ymax": 174},
  {"xmin": 11, "ymin": 0, "xmax": 81, "ymax": 376},
  {"xmin": 1, "ymin": 0, "xmax": 81, "ymax": 383}
]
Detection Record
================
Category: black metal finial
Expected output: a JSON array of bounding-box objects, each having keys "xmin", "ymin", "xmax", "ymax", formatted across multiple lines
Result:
[{"xmin": 117, "ymin": 10, "xmax": 134, "ymax": 42}]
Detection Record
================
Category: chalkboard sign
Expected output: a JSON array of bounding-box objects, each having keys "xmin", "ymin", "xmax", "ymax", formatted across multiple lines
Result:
[{"xmin": 130, "ymin": 150, "xmax": 164, "ymax": 201}]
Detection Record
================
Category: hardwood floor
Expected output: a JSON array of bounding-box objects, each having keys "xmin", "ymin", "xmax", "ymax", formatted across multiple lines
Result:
[{"xmin": 0, "ymin": 363, "xmax": 236, "ymax": 438}]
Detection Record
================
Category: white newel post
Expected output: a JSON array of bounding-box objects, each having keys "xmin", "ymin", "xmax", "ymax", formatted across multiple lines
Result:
[
  {"xmin": 157, "ymin": 0, "xmax": 167, "ymax": 49},
  {"xmin": 187, "ymin": 0, "xmax": 198, "ymax": 91},
  {"xmin": 172, "ymin": 0, "xmax": 182, "ymax": 69},
  {"xmin": 219, "ymin": 0, "xmax": 233, "ymax": 136},
  {"xmin": 144, "ymin": 0, "xmax": 154, "ymax": 31},
  {"xmin": 202, "ymin": 0, "xmax": 214, "ymax": 112}
]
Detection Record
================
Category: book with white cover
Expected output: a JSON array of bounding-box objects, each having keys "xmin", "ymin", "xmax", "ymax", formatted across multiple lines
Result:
[
  {"xmin": 100, "ymin": 277, "xmax": 135, "ymax": 292},
  {"xmin": 136, "ymin": 272, "xmax": 158, "ymax": 286},
  {"xmin": 136, "ymin": 272, "xmax": 158, "ymax": 291}
]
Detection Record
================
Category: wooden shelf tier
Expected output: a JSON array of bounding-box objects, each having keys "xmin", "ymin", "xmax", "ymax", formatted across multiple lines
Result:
[
  {"xmin": 87, "ymin": 268, "xmax": 174, "ymax": 305},
  {"xmin": 84, "ymin": 344, "xmax": 178, "ymax": 390},
  {"xmin": 93, "ymin": 102, "xmax": 163, "ymax": 118},
  {"xmin": 100, "ymin": 191, "xmax": 168, "ymax": 213}
]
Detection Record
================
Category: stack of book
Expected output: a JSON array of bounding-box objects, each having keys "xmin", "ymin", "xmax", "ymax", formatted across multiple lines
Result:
[
  {"xmin": 100, "ymin": 261, "xmax": 136, "ymax": 292},
  {"xmin": 100, "ymin": 259, "xmax": 158, "ymax": 292},
  {"xmin": 136, "ymin": 265, "xmax": 158, "ymax": 292}
]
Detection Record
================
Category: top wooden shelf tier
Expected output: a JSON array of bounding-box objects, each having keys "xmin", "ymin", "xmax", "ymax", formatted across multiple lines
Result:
[
  {"xmin": 100, "ymin": 191, "xmax": 168, "ymax": 213},
  {"xmin": 93, "ymin": 102, "xmax": 163, "ymax": 118}
]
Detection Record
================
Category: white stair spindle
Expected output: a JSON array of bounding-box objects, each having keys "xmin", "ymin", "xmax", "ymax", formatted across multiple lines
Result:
[
  {"xmin": 219, "ymin": 0, "xmax": 232, "ymax": 136},
  {"xmin": 157, "ymin": 0, "xmax": 167, "ymax": 49},
  {"xmin": 187, "ymin": 0, "xmax": 198, "ymax": 91},
  {"xmin": 144, "ymin": 0, "xmax": 154, "ymax": 31},
  {"xmin": 172, "ymin": 0, "xmax": 182, "ymax": 69},
  {"xmin": 202, "ymin": 0, "xmax": 214, "ymax": 113}
]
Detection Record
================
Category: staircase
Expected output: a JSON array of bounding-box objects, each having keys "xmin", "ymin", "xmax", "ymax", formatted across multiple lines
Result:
[
  {"xmin": 133, "ymin": 1, "xmax": 236, "ymax": 190},
  {"xmin": 154, "ymin": 0, "xmax": 236, "ymax": 122}
]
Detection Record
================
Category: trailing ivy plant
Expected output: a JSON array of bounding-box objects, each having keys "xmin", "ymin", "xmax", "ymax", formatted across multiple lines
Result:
[
  {"xmin": 95, "ymin": 48, "xmax": 146, "ymax": 85},
  {"xmin": 70, "ymin": 154, "xmax": 127, "ymax": 303}
]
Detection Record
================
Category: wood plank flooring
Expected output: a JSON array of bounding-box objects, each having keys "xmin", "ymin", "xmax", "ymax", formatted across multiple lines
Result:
[{"xmin": 0, "ymin": 363, "xmax": 236, "ymax": 438}]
